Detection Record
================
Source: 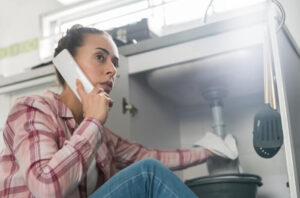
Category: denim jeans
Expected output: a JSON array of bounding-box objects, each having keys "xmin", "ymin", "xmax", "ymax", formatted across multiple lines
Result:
[{"xmin": 89, "ymin": 158, "xmax": 197, "ymax": 198}]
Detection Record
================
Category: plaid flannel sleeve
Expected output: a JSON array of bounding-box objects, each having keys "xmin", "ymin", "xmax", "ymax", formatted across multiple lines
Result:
[
  {"xmin": 11, "ymin": 104, "xmax": 103, "ymax": 198},
  {"xmin": 108, "ymin": 130, "xmax": 209, "ymax": 171}
]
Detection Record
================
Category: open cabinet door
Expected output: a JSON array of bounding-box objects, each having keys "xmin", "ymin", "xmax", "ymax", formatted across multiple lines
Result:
[
  {"xmin": 271, "ymin": 20, "xmax": 300, "ymax": 198},
  {"xmin": 105, "ymin": 55, "xmax": 131, "ymax": 139}
]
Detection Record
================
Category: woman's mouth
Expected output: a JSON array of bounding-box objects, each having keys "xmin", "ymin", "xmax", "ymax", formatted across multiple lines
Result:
[{"xmin": 99, "ymin": 82, "xmax": 113, "ymax": 93}]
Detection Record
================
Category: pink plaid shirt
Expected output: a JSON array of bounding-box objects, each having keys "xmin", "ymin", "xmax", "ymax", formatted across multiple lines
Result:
[{"xmin": 0, "ymin": 90, "xmax": 209, "ymax": 198}]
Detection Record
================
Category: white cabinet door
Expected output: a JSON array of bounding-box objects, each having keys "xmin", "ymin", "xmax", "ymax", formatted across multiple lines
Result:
[
  {"xmin": 105, "ymin": 55, "xmax": 131, "ymax": 139},
  {"xmin": 274, "ymin": 27, "xmax": 300, "ymax": 198}
]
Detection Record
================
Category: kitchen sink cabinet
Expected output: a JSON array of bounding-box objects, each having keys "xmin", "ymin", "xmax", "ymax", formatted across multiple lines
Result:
[
  {"xmin": 120, "ymin": 12, "xmax": 300, "ymax": 198},
  {"xmin": 0, "ymin": 10, "xmax": 299, "ymax": 198}
]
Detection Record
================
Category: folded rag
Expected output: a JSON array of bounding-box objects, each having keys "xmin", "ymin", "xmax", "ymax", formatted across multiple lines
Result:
[{"xmin": 194, "ymin": 132, "xmax": 239, "ymax": 160}]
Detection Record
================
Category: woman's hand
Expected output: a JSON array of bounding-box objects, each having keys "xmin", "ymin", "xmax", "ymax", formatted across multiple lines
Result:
[
  {"xmin": 76, "ymin": 79, "xmax": 113, "ymax": 125},
  {"xmin": 206, "ymin": 150, "xmax": 214, "ymax": 158}
]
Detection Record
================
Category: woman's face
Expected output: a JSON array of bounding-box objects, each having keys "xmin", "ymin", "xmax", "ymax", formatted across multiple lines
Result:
[{"xmin": 74, "ymin": 33, "xmax": 119, "ymax": 94}]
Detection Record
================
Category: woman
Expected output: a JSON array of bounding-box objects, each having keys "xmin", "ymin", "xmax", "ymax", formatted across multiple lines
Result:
[{"xmin": 0, "ymin": 25, "xmax": 213, "ymax": 198}]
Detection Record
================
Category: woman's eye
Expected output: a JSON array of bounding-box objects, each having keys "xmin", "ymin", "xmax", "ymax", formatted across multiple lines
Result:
[
  {"xmin": 96, "ymin": 54, "xmax": 105, "ymax": 61},
  {"xmin": 113, "ymin": 60, "xmax": 119, "ymax": 68}
]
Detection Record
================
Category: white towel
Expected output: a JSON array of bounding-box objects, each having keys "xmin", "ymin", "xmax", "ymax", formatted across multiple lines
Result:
[{"xmin": 194, "ymin": 132, "xmax": 239, "ymax": 160}]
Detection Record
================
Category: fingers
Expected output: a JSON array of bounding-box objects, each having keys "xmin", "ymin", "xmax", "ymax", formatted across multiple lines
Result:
[
  {"xmin": 98, "ymin": 92, "xmax": 107, "ymax": 96},
  {"xmin": 108, "ymin": 99, "xmax": 114, "ymax": 108},
  {"xmin": 92, "ymin": 87, "xmax": 105, "ymax": 95},
  {"xmin": 98, "ymin": 92, "xmax": 114, "ymax": 108},
  {"xmin": 76, "ymin": 79, "xmax": 86, "ymax": 101},
  {"xmin": 77, "ymin": 79, "xmax": 113, "ymax": 108},
  {"xmin": 207, "ymin": 150, "xmax": 214, "ymax": 157}
]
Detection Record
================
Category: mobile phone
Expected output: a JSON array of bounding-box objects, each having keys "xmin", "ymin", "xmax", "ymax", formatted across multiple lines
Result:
[{"xmin": 52, "ymin": 49, "xmax": 94, "ymax": 101}]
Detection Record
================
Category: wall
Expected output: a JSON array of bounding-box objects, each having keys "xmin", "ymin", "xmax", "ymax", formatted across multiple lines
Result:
[
  {"xmin": 179, "ymin": 93, "xmax": 290, "ymax": 198},
  {"xmin": 0, "ymin": 0, "xmax": 62, "ymax": 76}
]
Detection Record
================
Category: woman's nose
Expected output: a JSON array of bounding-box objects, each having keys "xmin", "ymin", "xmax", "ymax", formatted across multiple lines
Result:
[{"xmin": 106, "ymin": 61, "xmax": 117, "ymax": 77}]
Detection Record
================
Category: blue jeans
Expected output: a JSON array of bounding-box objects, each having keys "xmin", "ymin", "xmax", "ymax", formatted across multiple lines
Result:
[{"xmin": 89, "ymin": 158, "xmax": 197, "ymax": 198}]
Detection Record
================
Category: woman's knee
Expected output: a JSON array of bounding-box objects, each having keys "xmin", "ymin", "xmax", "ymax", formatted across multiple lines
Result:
[{"xmin": 137, "ymin": 158, "xmax": 165, "ymax": 171}]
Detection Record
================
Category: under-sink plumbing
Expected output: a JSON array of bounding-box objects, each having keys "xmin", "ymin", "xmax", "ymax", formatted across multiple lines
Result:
[
  {"xmin": 202, "ymin": 88, "xmax": 227, "ymax": 139},
  {"xmin": 202, "ymin": 87, "xmax": 241, "ymax": 175}
]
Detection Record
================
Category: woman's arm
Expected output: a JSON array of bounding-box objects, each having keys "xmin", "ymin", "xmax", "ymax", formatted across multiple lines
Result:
[
  {"xmin": 107, "ymin": 129, "xmax": 211, "ymax": 171},
  {"xmin": 10, "ymin": 102, "xmax": 103, "ymax": 198}
]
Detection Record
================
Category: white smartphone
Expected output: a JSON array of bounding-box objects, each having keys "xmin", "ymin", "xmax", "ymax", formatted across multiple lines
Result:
[{"xmin": 52, "ymin": 49, "xmax": 94, "ymax": 101}]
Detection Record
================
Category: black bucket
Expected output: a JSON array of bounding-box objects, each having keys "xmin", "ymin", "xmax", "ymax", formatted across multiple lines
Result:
[{"xmin": 185, "ymin": 173, "xmax": 262, "ymax": 198}]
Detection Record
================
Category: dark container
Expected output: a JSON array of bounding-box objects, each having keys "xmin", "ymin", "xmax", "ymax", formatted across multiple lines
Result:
[{"xmin": 185, "ymin": 173, "xmax": 262, "ymax": 198}]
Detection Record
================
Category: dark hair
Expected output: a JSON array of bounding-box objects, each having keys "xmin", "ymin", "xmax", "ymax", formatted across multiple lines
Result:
[{"xmin": 53, "ymin": 24, "xmax": 108, "ymax": 86}]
